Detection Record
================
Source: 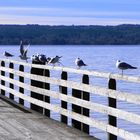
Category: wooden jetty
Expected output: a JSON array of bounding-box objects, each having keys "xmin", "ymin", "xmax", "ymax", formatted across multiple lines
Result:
[
  {"xmin": 0, "ymin": 58, "xmax": 140, "ymax": 140},
  {"xmin": 0, "ymin": 95, "xmax": 96, "ymax": 140}
]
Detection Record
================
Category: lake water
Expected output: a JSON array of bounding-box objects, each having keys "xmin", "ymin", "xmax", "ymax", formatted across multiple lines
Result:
[{"xmin": 0, "ymin": 45, "xmax": 140, "ymax": 140}]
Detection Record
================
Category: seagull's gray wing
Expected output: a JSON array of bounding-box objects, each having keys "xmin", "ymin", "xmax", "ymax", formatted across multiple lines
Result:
[
  {"xmin": 50, "ymin": 57, "xmax": 55, "ymax": 63},
  {"xmin": 23, "ymin": 44, "xmax": 29, "ymax": 57},
  {"xmin": 5, "ymin": 51, "xmax": 14, "ymax": 57},
  {"xmin": 119, "ymin": 62, "xmax": 136, "ymax": 69},
  {"xmin": 24, "ymin": 49, "xmax": 27, "ymax": 57},
  {"xmin": 20, "ymin": 43, "xmax": 24, "ymax": 56},
  {"xmin": 78, "ymin": 60, "xmax": 86, "ymax": 66}
]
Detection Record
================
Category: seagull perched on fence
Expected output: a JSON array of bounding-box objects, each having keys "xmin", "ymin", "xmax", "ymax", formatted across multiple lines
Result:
[
  {"xmin": 48, "ymin": 55, "xmax": 63, "ymax": 66},
  {"xmin": 19, "ymin": 40, "xmax": 30, "ymax": 62},
  {"xmin": 75, "ymin": 58, "xmax": 87, "ymax": 69},
  {"xmin": 116, "ymin": 60, "xmax": 137, "ymax": 75},
  {"xmin": 31, "ymin": 53, "xmax": 51, "ymax": 64},
  {"xmin": 38, "ymin": 54, "xmax": 47, "ymax": 63},
  {"xmin": 31, "ymin": 54, "xmax": 39, "ymax": 63},
  {"xmin": 3, "ymin": 51, "xmax": 14, "ymax": 58}
]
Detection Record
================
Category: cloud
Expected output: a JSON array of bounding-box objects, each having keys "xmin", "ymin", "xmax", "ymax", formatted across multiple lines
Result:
[
  {"xmin": 0, "ymin": 6, "xmax": 140, "ymax": 25},
  {"xmin": 1, "ymin": 6, "xmax": 140, "ymax": 17},
  {"xmin": 0, "ymin": 14, "xmax": 140, "ymax": 25}
]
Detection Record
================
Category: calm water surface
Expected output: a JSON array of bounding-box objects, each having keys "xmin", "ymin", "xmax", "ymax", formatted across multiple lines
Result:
[
  {"xmin": 1, "ymin": 45, "xmax": 140, "ymax": 74},
  {"xmin": 0, "ymin": 45, "xmax": 140, "ymax": 140}
]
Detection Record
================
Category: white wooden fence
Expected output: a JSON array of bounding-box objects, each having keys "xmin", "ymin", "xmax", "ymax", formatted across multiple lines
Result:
[{"xmin": 0, "ymin": 58, "xmax": 140, "ymax": 140}]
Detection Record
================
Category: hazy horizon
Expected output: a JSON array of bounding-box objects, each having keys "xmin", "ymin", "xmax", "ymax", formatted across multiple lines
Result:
[{"xmin": 0, "ymin": 0, "xmax": 140, "ymax": 25}]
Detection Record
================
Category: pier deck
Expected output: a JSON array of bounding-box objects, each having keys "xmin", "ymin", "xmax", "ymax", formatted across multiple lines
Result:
[{"xmin": 0, "ymin": 97, "xmax": 97, "ymax": 140}]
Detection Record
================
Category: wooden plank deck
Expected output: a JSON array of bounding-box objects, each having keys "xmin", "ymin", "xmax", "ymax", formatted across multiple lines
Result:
[{"xmin": 0, "ymin": 97, "xmax": 98, "ymax": 140}]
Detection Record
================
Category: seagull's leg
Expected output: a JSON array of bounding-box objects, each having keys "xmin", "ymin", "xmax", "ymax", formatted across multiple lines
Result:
[
  {"xmin": 58, "ymin": 62, "xmax": 64, "ymax": 66},
  {"xmin": 122, "ymin": 70, "xmax": 123, "ymax": 76},
  {"xmin": 77, "ymin": 66, "xmax": 80, "ymax": 69},
  {"xmin": 53, "ymin": 64, "xmax": 55, "ymax": 67}
]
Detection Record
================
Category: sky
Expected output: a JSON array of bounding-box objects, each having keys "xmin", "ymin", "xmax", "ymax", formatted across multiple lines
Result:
[{"xmin": 0, "ymin": 0, "xmax": 140, "ymax": 25}]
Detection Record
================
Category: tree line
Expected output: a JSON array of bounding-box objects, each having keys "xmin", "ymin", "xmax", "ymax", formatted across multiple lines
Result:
[{"xmin": 0, "ymin": 24, "xmax": 140, "ymax": 45}]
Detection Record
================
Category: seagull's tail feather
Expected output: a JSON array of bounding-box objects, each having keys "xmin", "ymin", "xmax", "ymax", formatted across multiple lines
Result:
[{"xmin": 130, "ymin": 66, "xmax": 137, "ymax": 69}]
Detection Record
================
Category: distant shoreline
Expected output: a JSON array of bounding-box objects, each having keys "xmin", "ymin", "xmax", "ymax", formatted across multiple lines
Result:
[
  {"xmin": 0, "ymin": 45, "xmax": 140, "ymax": 47},
  {"xmin": 0, "ymin": 24, "xmax": 140, "ymax": 45}
]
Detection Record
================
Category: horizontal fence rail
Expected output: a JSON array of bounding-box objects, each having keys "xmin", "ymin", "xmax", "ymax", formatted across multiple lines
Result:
[
  {"xmin": 0, "ymin": 58, "xmax": 140, "ymax": 140},
  {"xmin": 1, "ymin": 58, "xmax": 140, "ymax": 83}
]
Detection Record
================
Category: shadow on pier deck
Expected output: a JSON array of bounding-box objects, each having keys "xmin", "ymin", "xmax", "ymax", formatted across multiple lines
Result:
[{"xmin": 0, "ymin": 95, "xmax": 98, "ymax": 140}]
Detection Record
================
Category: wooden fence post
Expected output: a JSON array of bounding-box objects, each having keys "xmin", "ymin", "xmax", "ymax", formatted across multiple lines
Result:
[
  {"xmin": 72, "ymin": 74, "xmax": 90, "ymax": 133},
  {"xmin": 81, "ymin": 74, "xmax": 90, "ymax": 134},
  {"xmin": 108, "ymin": 78, "xmax": 117, "ymax": 140},
  {"xmin": 30, "ymin": 61, "xmax": 45, "ymax": 114},
  {"xmin": 19, "ymin": 65, "xmax": 24, "ymax": 105},
  {"xmin": 72, "ymin": 88, "xmax": 82, "ymax": 130},
  {"xmin": 9, "ymin": 63, "xmax": 14, "ymax": 100},
  {"xmin": 1, "ymin": 61, "xmax": 5, "ymax": 96},
  {"xmin": 44, "ymin": 69, "xmax": 50, "ymax": 117},
  {"xmin": 60, "ymin": 71, "xmax": 68, "ymax": 124}
]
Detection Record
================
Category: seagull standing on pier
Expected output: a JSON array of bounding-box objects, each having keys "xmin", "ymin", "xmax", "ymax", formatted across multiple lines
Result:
[
  {"xmin": 116, "ymin": 60, "xmax": 137, "ymax": 75},
  {"xmin": 19, "ymin": 41, "xmax": 30, "ymax": 62},
  {"xmin": 3, "ymin": 51, "xmax": 14, "ymax": 58},
  {"xmin": 75, "ymin": 58, "xmax": 87, "ymax": 69}
]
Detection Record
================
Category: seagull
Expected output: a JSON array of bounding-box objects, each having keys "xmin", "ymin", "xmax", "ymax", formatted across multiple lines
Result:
[
  {"xmin": 19, "ymin": 40, "xmax": 30, "ymax": 62},
  {"xmin": 46, "ymin": 57, "xmax": 51, "ymax": 64},
  {"xmin": 48, "ymin": 55, "xmax": 63, "ymax": 66},
  {"xmin": 31, "ymin": 55, "xmax": 39, "ymax": 62},
  {"xmin": 116, "ymin": 60, "xmax": 137, "ymax": 75},
  {"xmin": 38, "ymin": 54, "xmax": 47, "ymax": 63},
  {"xmin": 31, "ymin": 54, "xmax": 50, "ymax": 64},
  {"xmin": 3, "ymin": 51, "xmax": 14, "ymax": 58},
  {"xmin": 75, "ymin": 58, "xmax": 87, "ymax": 69}
]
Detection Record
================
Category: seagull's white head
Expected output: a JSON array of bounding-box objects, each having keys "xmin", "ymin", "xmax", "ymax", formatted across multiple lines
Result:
[
  {"xmin": 117, "ymin": 60, "xmax": 121, "ymax": 63},
  {"xmin": 75, "ymin": 58, "xmax": 80, "ymax": 65},
  {"xmin": 76, "ymin": 58, "xmax": 80, "ymax": 61},
  {"xmin": 116, "ymin": 60, "xmax": 121, "ymax": 68},
  {"xmin": 3, "ymin": 51, "xmax": 5, "ymax": 56},
  {"xmin": 75, "ymin": 57, "xmax": 80, "ymax": 61}
]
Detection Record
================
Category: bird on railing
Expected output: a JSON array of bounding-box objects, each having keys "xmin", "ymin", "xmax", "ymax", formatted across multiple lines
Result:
[
  {"xmin": 48, "ymin": 55, "xmax": 63, "ymax": 66},
  {"xmin": 116, "ymin": 60, "xmax": 137, "ymax": 75},
  {"xmin": 46, "ymin": 57, "xmax": 51, "ymax": 63},
  {"xmin": 75, "ymin": 58, "xmax": 87, "ymax": 69},
  {"xmin": 31, "ymin": 54, "xmax": 39, "ymax": 63},
  {"xmin": 19, "ymin": 40, "xmax": 30, "ymax": 62},
  {"xmin": 3, "ymin": 51, "xmax": 14, "ymax": 58},
  {"xmin": 38, "ymin": 54, "xmax": 46, "ymax": 63},
  {"xmin": 31, "ymin": 53, "xmax": 51, "ymax": 64}
]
